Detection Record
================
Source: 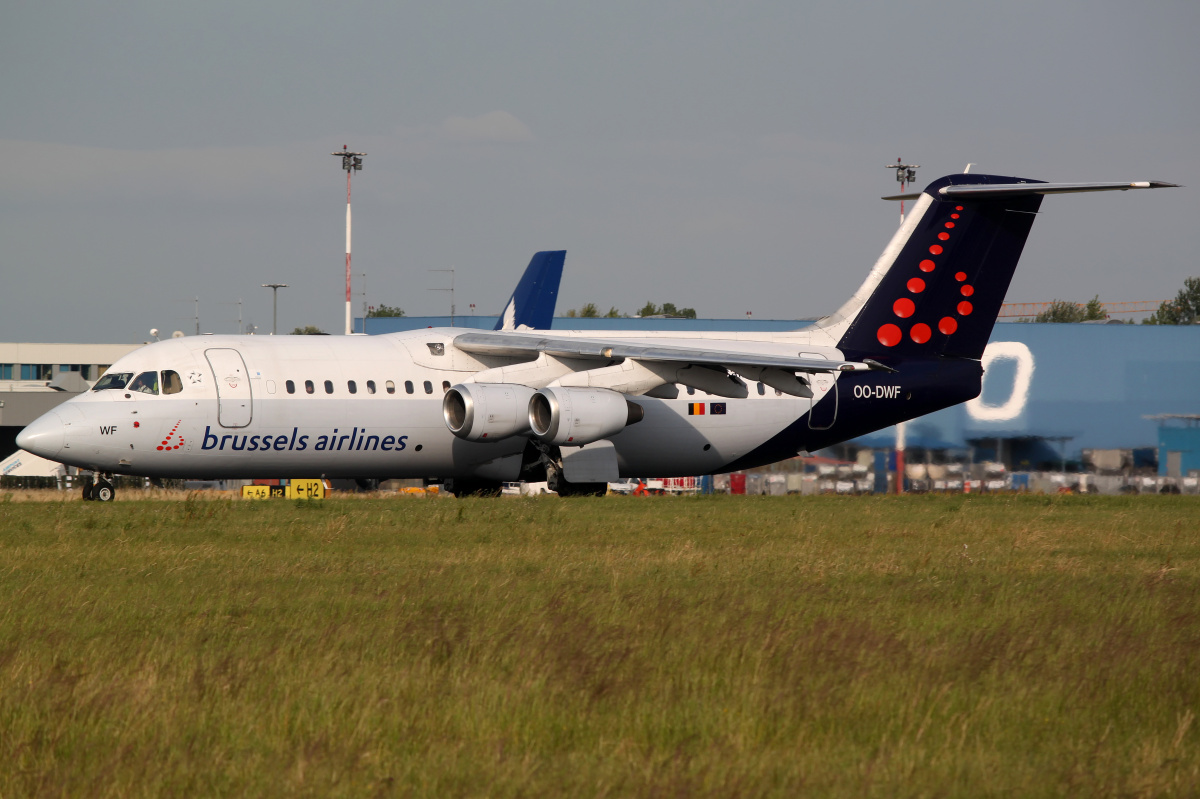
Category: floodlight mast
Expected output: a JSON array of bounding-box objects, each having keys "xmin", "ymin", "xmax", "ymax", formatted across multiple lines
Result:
[
  {"xmin": 332, "ymin": 145, "xmax": 366, "ymax": 334},
  {"xmin": 261, "ymin": 283, "xmax": 288, "ymax": 335},
  {"xmin": 884, "ymin": 157, "xmax": 918, "ymax": 493},
  {"xmin": 886, "ymin": 157, "xmax": 920, "ymax": 224}
]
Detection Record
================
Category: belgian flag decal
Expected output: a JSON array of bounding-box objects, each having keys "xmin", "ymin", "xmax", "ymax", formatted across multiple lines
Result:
[{"xmin": 687, "ymin": 402, "xmax": 705, "ymax": 416}]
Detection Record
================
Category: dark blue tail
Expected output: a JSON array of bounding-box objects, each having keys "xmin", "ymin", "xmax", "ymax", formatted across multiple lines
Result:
[
  {"xmin": 495, "ymin": 251, "xmax": 565, "ymax": 331},
  {"xmin": 837, "ymin": 174, "xmax": 1043, "ymax": 361}
]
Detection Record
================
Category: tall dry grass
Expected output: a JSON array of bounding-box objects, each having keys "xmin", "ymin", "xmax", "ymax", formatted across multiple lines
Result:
[{"xmin": 0, "ymin": 494, "xmax": 1196, "ymax": 796}]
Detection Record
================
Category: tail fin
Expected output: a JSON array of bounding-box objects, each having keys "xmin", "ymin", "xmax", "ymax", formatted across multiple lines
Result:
[
  {"xmin": 832, "ymin": 174, "xmax": 1177, "ymax": 360},
  {"xmin": 495, "ymin": 250, "xmax": 565, "ymax": 331}
]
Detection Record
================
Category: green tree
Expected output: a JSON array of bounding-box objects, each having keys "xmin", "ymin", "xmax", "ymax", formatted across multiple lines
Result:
[
  {"xmin": 1033, "ymin": 296, "xmax": 1105, "ymax": 323},
  {"xmin": 604, "ymin": 306, "xmax": 624, "ymax": 318},
  {"xmin": 659, "ymin": 302, "xmax": 697, "ymax": 319},
  {"xmin": 367, "ymin": 304, "xmax": 405, "ymax": 318},
  {"xmin": 1144, "ymin": 277, "xmax": 1200, "ymax": 325},
  {"xmin": 290, "ymin": 325, "xmax": 327, "ymax": 335},
  {"xmin": 1082, "ymin": 295, "xmax": 1106, "ymax": 321},
  {"xmin": 638, "ymin": 302, "xmax": 660, "ymax": 317},
  {"xmin": 578, "ymin": 302, "xmax": 599, "ymax": 318}
]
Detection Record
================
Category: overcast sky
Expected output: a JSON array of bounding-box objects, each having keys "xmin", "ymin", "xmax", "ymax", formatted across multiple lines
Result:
[{"xmin": 2, "ymin": 1, "xmax": 1197, "ymax": 342}]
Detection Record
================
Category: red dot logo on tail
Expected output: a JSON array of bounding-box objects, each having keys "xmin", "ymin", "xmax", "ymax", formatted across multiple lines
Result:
[{"xmin": 877, "ymin": 324, "xmax": 901, "ymax": 347}]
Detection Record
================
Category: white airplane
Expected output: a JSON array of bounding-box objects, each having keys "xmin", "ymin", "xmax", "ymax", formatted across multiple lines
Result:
[{"xmin": 17, "ymin": 173, "xmax": 1176, "ymax": 500}]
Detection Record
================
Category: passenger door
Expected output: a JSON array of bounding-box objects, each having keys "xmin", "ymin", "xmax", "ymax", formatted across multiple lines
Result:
[{"xmin": 205, "ymin": 348, "xmax": 253, "ymax": 428}]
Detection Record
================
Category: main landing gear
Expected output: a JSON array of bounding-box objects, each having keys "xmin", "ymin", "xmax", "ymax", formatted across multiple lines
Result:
[
  {"xmin": 532, "ymin": 440, "xmax": 608, "ymax": 498},
  {"xmin": 444, "ymin": 478, "xmax": 504, "ymax": 498},
  {"xmin": 81, "ymin": 472, "xmax": 116, "ymax": 502}
]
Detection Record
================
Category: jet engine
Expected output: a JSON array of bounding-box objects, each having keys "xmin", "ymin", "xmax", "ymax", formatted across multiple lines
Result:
[
  {"xmin": 528, "ymin": 386, "xmax": 644, "ymax": 446},
  {"xmin": 443, "ymin": 383, "xmax": 536, "ymax": 442}
]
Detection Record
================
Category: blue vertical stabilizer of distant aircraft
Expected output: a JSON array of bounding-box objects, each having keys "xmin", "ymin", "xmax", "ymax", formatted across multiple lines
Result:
[{"xmin": 495, "ymin": 250, "xmax": 565, "ymax": 330}]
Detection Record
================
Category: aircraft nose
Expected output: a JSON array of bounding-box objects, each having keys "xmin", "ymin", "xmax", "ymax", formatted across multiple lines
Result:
[{"xmin": 16, "ymin": 410, "xmax": 67, "ymax": 460}]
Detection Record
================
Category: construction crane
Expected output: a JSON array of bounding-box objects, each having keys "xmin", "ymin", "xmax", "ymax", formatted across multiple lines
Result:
[{"xmin": 998, "ymin": 300, "xmax": 1163, "ymax": 318}]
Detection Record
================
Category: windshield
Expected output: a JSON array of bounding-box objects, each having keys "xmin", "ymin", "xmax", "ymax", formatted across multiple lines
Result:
[{"xmin": 92, "ymin": 372, "xmax": 133, "ymax": 391}]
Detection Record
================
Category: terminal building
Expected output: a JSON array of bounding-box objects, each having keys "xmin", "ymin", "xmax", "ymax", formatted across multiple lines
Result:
[{"xmin": 0, "ymin": 342, "xmax": 142, "ymax": 465}]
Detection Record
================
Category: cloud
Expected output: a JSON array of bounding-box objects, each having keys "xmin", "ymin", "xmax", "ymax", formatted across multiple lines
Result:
[
  {"xmin": 440, "ymin": 111, "xmax": 534, "ymax": 144},
  {"xmin": 0, "ymin": 139, "xmax": 324, "ymax": 202}
]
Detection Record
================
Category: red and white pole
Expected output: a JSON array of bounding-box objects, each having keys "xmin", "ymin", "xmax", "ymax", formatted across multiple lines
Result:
[
  {"xmin": 332, "ymin": 145, "xmax": 365, "ymax": 335},
  {"xmin": 345, "ymin": 166, "xmax": 352, "ymax": 335}
]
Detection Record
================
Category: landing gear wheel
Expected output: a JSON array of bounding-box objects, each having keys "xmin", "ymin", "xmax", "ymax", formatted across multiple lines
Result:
[
  {"xmin": 557, "ymin": 481, "xmax": 608, "ymax": 497},
  {"xmin": 94, "ymin": 479, "xmax": 115, "ymax": 503},
  {"xmin": 547, "ymin": 468, "xmax": 607, "ymax": 497},
  {"xmin": 447, "ymin": 478, "xmax": 503, "ymax": 498},
  {"xmin": 81, "ymin": 476, "xmax": 95, "ymax": 501}
]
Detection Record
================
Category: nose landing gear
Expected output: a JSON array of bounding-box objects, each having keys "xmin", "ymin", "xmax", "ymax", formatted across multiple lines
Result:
[{"xmin": 81, "ymin": 472, "xmax": 116, "ymax": 502}]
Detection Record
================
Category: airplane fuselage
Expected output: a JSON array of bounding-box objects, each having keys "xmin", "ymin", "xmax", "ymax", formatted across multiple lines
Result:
[{"xmin": 20, "ymin": 329, "xmax": 973, "ymax": 481}]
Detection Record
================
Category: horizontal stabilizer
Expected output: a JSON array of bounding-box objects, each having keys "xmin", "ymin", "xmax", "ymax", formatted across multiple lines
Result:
[
  {"xmin": 883, "ymin": 180, "xmax": 1179, "ymax": 201},
  {"xmin": 938, "ymin": 180, "xmax": 1179, "ymax": 198}
]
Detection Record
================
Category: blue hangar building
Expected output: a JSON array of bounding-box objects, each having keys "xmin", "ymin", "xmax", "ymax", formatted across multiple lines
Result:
[{"xmin": 361, "ymin": 315, "xmax": 1200, "ymax": 475}]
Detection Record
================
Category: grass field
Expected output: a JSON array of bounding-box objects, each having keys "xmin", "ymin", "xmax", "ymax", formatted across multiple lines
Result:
[{"xmin": 0, "ymin": 492, "xmax": 1197, "ymax": 797}]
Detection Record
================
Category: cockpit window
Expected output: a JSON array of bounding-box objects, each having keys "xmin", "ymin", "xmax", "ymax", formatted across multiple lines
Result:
[
  {"xmin": 162, "ymin": 370, "xmax": 183, "ymax": 395},
  {"xmin": 92, "ymin": 372, "xmax": 133, "ymax": 391},
  {"xmin": 127, "ymin": 371, "xmax": 159, "ymax": 395}
]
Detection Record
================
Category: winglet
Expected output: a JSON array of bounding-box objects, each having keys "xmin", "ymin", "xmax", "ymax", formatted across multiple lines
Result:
[{"xmin": 495, "ymin": 251, "xmax": 565, "ymax": 331}]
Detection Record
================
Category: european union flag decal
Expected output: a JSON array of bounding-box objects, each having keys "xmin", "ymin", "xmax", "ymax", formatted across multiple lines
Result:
[{"xmin": 710, "ymin": 403, "xmax": 726, "ymax": 415}]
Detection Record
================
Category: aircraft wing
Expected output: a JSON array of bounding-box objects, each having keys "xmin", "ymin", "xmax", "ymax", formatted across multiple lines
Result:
[{"xmin": 453, "ymin": 331, "xmax": 878, "ymax": 373}]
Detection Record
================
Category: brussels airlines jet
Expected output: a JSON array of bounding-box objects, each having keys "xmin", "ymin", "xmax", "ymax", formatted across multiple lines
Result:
[{"xmin": 17, "ymin": 174, "xmax": 1176, "ymax": 500}]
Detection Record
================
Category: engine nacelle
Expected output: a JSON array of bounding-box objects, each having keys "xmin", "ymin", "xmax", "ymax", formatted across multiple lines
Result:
[
  {"xmin": 528, "ymin": 386, "xmax": 644, "ymax": 446},
  {"xmin": 443, "ymin": 383, "xmax": 536, "ymax": 442}
]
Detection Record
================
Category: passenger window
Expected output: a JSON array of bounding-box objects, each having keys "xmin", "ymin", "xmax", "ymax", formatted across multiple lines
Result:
[
  {"xmin": 423, "ymin": 380, "xmax": 433, "ymax": 394},
  {"xmin": 348, "ymin": 380, "xmax": 357, "ymax": 394},
  {"xmin": 161, "ymin": 370, "xmax": 183, "ymax": 395},
  {"xmin": 757, "ymin": 382, "xmax": 765, "ymax": 396},
  {"xmin": 324, "ymin": 380, "xmax": 334, "ymax": 394},
  {"xmin": 405, "ymin": 380, "xmax": 414, "ymax": 395},
  {"xmin": 442, "ymin": 380, "xmax": 451, "ymax": 393},
  {"xmin": 366, "ymin": 380, "xmax": 376, "ymax": 395},
  {"xmin": 128, "ymin": 371, "xmax": 159, "ymax": 395},
  {"xmin": 385, "ymin": 380, "xmax": 395, "ymax": 395},
  {"xmin": 305, "ymin": 380, "xmax": 315, "ymax": 394},
  {"xmin": 286, "ymin": 380, "xmax": 295, "ymax": 394}
]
